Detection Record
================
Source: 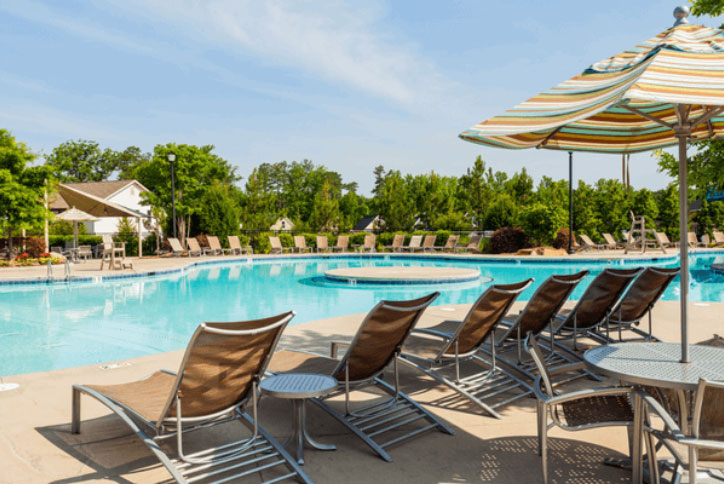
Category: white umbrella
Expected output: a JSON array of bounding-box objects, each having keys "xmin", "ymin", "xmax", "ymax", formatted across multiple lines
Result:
[{"xmin": 56, "ymin": 207, "xmax": 98, "ymax": 249}]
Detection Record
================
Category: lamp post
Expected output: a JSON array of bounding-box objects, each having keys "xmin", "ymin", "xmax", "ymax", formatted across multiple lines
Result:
[
  {"xmin": 168, "ymin": 151, "xmax": 177, "ymax": 239},
  {"xmin": 568, "ymin": 151, "xmax": 574, "ymax": 254}
]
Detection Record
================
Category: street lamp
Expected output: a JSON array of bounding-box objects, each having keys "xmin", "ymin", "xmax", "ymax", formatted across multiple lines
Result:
[
  {"xmin": 167, "ymin": 151, "xmax": 177, "ymax": 239},
  {"xmin": 568, "ymin": 151, "xmax": 574, "ymax": 254}
]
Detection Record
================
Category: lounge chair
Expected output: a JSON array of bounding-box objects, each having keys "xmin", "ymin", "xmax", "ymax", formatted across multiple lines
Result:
[
  {"xmin": 713, "ymin": 230, "xmax": 724, "ymax": 247},
  {"xmin": 551, "ymin": 268, "xmax": 643, "ymax": 350},
  {"xmin": 437, "ymin": 234, "xmax": 459, "ymax": 252},
  {"xmin": 357, "ymin": 234, "xmax": 376, "ymax": 253},
  {"xmin": 267, "ymin": 293, "xmax": 454, "ymax": 461},
  {"xmin": 206, "ymin": 235, "xmax": 229, "ymax": 255},
  {"xmin": 167, "ymin": 237, "xmax": 188, "ymax": 257},
  {"xmin": 602, "ymin": 266, "xmax": 681, "ymax": 342},
  {"xmin": 99, "ymin": 234, "xmax": 126, "ymax": 269},
  {"xmin": 227, "ymin": 235, "xmax": 253, "ymax": 255},
  {"xmin": 269, "ymin": 236, "xmax": 292, "ymax": 254},
  {"xmin": 400, "ymin": 279, "xmax": 533, "ymax": 418},
  {"xmin": 602, "ymin": 232, "xmax": 624, "ymax": 249},
  {"xmin": 702, "ymin": 233, "xmax": 711, "ymax": 247},
  {"xmin": 526, "ymin": 334, "xmax": 639, "ymax": 484},
  {"xmin": 405, "ymin": 235, "xmax": 422, "ymax": 252},
  {"xmin": 688, "ymin": 232, "xmax": 706, "ymax": 248},
  {"xmin": 293, "ymin": 236, "xmax": 311, "ymax": 253},
  {"xmin": 186, "ymin": 237, "xmax": 205, "ymax": 256},
  {"xmin": 332, "ymin": 235, "xmax": 349, "ymax": 252},
  {"xmin": 654, "ymin": 231, "xmax": 677, "ymax": 252},
  {"xmin": 457, "ymin": 233, "xmax": 482, "ymax": 253},
  {"xmin": 72, "ymin": 312, "xmax": 312, "ymax": 484},
  {"xmin": 578, "ymin": 234, "xmax": 603, "ymax": 251},
  {"xmin": 421, "ymin": 235, "xmax": 436, "ymax": 253},
  {"xmin": 77, "ymin": 245, "xmax": 93, "ymax": 261},
  {"xmin": 385, "ymin": 234, "xmax": 405, "ymax": 252},
  {"xmin": 316, "ymin": 235, "xmax": 330, "ymax": 253}
]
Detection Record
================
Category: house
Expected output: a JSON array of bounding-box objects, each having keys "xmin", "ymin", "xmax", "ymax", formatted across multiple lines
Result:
[
  {"xmin": 49, "ymin": 180, "xmax": 153, "ymax": 236},
  {"xmin": 270, "ymin": 217, "xmax": 294, "ymax": 231},
  {"xmin": 352, "ymin": 215, "xmax": 384, "ymax": 232}
]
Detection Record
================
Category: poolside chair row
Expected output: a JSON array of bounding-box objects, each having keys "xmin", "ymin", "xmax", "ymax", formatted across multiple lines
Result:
[
  {"xmin": 268, "ymin": 234, "xmax": 378, "ymax": 254},
  {"xmin": 579, "ymin": 229, "xmax": 724, "ymax": 252},
  {"xmin": 385, "ymin": 233, "xmax": 482, "ymax": 253},
  {"xmin": 268, "ymin": 233, "xmax": 483, "ymax": 255},
  {"xmin": 168, "ymin": 235, "xmax": 253, "ymax": 257}
]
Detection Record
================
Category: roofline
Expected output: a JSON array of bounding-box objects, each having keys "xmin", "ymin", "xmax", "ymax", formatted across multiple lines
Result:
[{"xmin": 104, "ymin": 179, "xmax": 150, "ymax": 200}]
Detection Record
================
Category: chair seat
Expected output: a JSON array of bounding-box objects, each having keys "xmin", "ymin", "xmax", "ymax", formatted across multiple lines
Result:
[
  {"xmin": 267, "ymin": 350, "xmax": 339, "ymax": 376},
  {"xmin": 559, "ymin": 394, "xmax": 633, "ymax": 427},
  {"xmin": 86, "ymin": 371, "xmax": 175, "ymax": 424},
  {"xmin": 403, "ymin": 320, "xmax": 465, "ymax": 359}
]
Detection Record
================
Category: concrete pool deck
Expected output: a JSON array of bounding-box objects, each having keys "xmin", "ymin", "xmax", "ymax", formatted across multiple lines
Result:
[{"xmin": 0, "ymin": 300, "xmax": 722, "ymax": 483}]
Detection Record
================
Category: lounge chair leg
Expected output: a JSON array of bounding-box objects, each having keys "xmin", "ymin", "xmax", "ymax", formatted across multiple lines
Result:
[
  {"xmin": 541, "ymin": 414, "xmax": 549, "ymax": 484},
  {"xmin": 71, "ymin": 386, "xmax": 81, "ymax": 434},
  {"xmin": 689, "ymin": 447, "xmax": 697, "ymax": 484}
]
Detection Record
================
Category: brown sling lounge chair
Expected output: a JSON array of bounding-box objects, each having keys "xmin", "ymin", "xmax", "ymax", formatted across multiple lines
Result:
[
  {"xmin": 602, "ymin": 266, "xmax": 681, "ymax": 342},
  {"xmin": 168, "ymin": 237, "xmax": 188, "ymax": 257},
  {"xmin": 400, "ymin": 279, "xmax": 533, "ymax": 418},
  {"xmin": 357, "ymin": 234, "xmax": 376, "ymax": 253},
  {"xmin": 72, "ymin": 312, "xmax": 312, "ymax": 484},
  {"xmin": 267, "ymin": 293, "xmax": 454, "ymax": 462},
  {"xmin": 421, "ymin": 235, "xmax": 436, "ymax": 253},
  {"xmin": 552, "ymin": 267, "xmax": 643, "ymax": 350}
]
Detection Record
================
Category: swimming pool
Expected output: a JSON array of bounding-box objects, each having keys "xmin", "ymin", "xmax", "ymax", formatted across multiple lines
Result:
[{"xmin": 2, "ymin": 252, "xmax": 724, "ymax": 377}]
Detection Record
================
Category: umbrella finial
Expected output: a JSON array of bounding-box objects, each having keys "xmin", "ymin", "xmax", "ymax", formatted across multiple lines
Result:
[{"xmin": 673, "ymin": 5, "xmax": 690, "ymax": 26}]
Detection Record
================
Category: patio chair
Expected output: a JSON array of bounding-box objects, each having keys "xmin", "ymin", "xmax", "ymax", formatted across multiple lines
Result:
[
  {"xmin": 167, "ymin": 237, "xmax": 188, "ymax": 257},
  {"xmin": 77, "ymin": 245, "xmax": 92, "ymax": 261},
  {"xmin": 702, "ymin": 233, "xmax": 711, "ymax": 247},
  {"xmin": 457, "ymin": 233, "xmax": 482, "ymax": 253},
  {"xmin": 602, "ymin": 232, "xmax": 624, "ymax": 249},
  {"xmin": 206, "ymin": 235, "xmax": 229, "ymax": 256},
  {"xmin": 525, "ymin": 334, "xmax": 641, "ymax": 484},
  {"xmin": 269, "ymin": 236, "xmax": 292, "ymax": 254},
  {"xmin": 100, "ymin": 235, "xmax": 126, "ymax": 269},
  {"xmin": 227, "ymin": 235, "xmax": 252, "ymax": 255},
  {"xmin": 399, "ymin": 279, "xmax": 533, "ymax": 418},
  {"xmin": 688, "ymin": 232, "xmax": 705, "ymax": 248},
  {"xmin": 578, "ymin": 234, "xmax": 603, "ymax": 251},
  {"xmin": 552, "ymin": 267, "xmax": 643, "ymax": 350},
  {"xmin": 602, "ymin": 266, "xmax": 681, "ymax": 343},
  {"xmin": 293, "ymin": 236, "xmax": 311, "ymax": 253},
  {"xmin": 186, "ymin": 237, "xmax": 205, "ymax": 256},
  {"xmin": 71, "ymin": 312, "xmax": 312, "ymax": 484},
  {"xmin": 332, "ymin": 235, "xmax": 349, "ymax": 252},
  {"xmin": 267, "ymin": 293, "xmax": 454, "ymax": 462},
  {"xmin": 654, "ymin": 231, "xmax": 677, "ymax": 252},
  {"xmin": 405, "ymin": 235, "xmax": 423, "ymax": 252},
  {"xmin": 438, "ymin": 234, "xmax": 459, "ymax": 252},
  {"xmin": 357, "ymin": 234, "xmax": 376, "ymax": 253},
  {"xmin": 421, "ymin": 235, "xmax": 437, "ymax": 253},
  {"xmin": 314, "ymin": 235, "xmax": 329, "ymax": 253},
  {"xmin": 713, "ymin": 230, "xmax": 724, "ymax": 247},
  {"xmin": 385, "ymin": 234, "xmax": 405, "ymax": 252}
]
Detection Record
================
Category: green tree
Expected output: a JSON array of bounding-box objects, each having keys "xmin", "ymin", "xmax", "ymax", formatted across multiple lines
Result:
[
  {"xmin": 594, "ymin": 179, "xmax": 631, "ymax": 237},
  {"xmin": 519, "ymin": 202, "xmax": 567, "ymax": 245},
  {"xmin": 241, "ymin": 168, "xmax": 278, "ymax": 231},
  {"xmin": 308, "ymin": 180, "xmax": 340, "ymax": 231},
  {"xmin": 573, "ymin": 180, "xmax": 600, "ymax": 239},
  {"xmin": 198, "ymin": 182, "xmax": 242, "ymax": 237},
  {"xmin": 377, "ymin": 170, "xmax": 415, "ymax": 230},
  {"xmin": 655, "ymin": 184, "xmax": 681, "ymax": 240},
  {"xmin": 690, "ymin": 0, "xmax": 724, "ymax": 17},
  {"xmin": 459, "ymin": 156, "xmax": 491, "ymax": 229},
  {"xmin": 631, "ymin": 188, "xmax": 659, "ymax": 229},
  {"xmin": 483, "ymin": 193, "xmax": 518, "ymax": 230},
  {"xmin": 45, "ymin": 139, "xmax": 124, "ymax": 182}
]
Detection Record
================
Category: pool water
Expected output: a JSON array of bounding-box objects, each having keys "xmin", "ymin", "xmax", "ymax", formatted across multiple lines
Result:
[{"xmin": 1, "ymin": 253, "xmax": 724, "ymax": 377}]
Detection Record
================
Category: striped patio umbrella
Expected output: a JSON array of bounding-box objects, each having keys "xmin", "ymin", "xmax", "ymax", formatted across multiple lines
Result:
[{"xmin": 459, "ymin": 7, "xmax": 724, "ymax": 362}]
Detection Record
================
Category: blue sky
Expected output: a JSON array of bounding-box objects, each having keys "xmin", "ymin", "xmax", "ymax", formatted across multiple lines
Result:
[{"xmin": 2, "ymin": 1, "xmax": 722, "ymax": 194}]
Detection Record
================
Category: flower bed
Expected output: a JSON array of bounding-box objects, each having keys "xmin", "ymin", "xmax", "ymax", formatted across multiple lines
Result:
[{"xmin": 0, "ymin": 253, "xmax": 64, "ymax": 267}]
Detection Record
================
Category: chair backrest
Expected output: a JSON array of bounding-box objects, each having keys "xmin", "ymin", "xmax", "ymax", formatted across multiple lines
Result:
[
  {"xmin": 513, "ymin": 271, "xmax": 589, "ymax": 336},
  {"xmin": 579, "ymin": 234, "xmax": 595, "ymax": 247},
  {"xmin": 422, "ymin": 235, "xmax": 436, "ymax": 249},
  {"xmin": 693, "ymin": 378, "xmax": 724, "ymax": 460},
  {"xmin": 159, "ymin": 312, "xmax": 293, "ymax": 426},
  {"xmin": 333, "ymin": 293, "xmax": 439, "ymax": 383},
  {"xmin": 688, "ymin": 232, "xmax": 699, "ymax": 246},
  {"xmin": 168, "ymin": 238, "xmax": 184, "ymax": 253},
  {"xmin": 525, "ymin": 334, "xmax": 554, "ymax": 399},
  {"xmin": 335, "ymin": 235, "xmax": 349, "ymax": 248},
  {"xmin": 408, "ymin": 235, "xmax": 422, "ymax": 248},
  {"xmin": 364, "ymin": 234, "xmax": 375, "ymax": 248},
  {"xmin": 444, "ymin": 279, "xmax": 533, "ymax": 356},
  {"xmin": 317, "ymin": 235, "xmax": 328, "ymax": 249},
  {"xmin": 391, "ymin": 234, "xmax": 404, "ymax": 248},
  {"xmin": 228, "ymin": 235, "xmax": 241, "ymax": 250},
  {"xmin": 654, "ymin": 231, "xmax": 669, "ymax": 246},
  {"xmin": 467, "ymin": 233, "xmax": 482, "ymax": 249},
  {"xmin": 269, "ymin": 236, "xmax": 282, "ymax": 250},
  {"xmin": 603, "ymin": 233, "xmax": 617, "ymax": 246},
  {"xmin": 293, "ymin": 235, "xmax": 307, "ymax": 249},
  {"xmin": 207, "ymin": 236, "xmax": 222, "ymax": 251},
  {"xmin": 562, "ymin": 268, "xmax": 643, "ymax": 330},
  {"xmin": 444, "ymin": 234, "xmax": 459, "ymax": 249},
  {"xmin": 714, "ymin": 230, "xmax": 724, "ymax": 244},
  {"xmin": 702, "ymin": 233, "xmax": 711, "ymax": 246},
  {"xmin": 187, "ymin": 237, "xmax": 202, "ymax": 252},
  {"xmin": 612, "ymin": 267, "xmax": 680, "ymax": 323},
  {"xmin": 102, "ymin": 234, "xmax": 113, "ymax": 245}
]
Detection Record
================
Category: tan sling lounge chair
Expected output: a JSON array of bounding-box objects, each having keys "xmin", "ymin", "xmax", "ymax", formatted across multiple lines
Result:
[
  {"xmin": 400, "ymin": 279, "xmax": 533, "ymax": 418},
  {"xmin": 421, "ymin": 235, "xmax": 437, "ymax": 253},
  {"xmin": 654, "ymin": 231, "xmax": 677, "ymax": 252},
  {"xmin": 206, "ymin": 236, "xmax": 229, "ymax": 256},
  {"xmin": 713, "ymin": 230, "xmax": 724, "ymax": 247},
  {"xmin": 316, "ymin": 235, "xmax": 330, "ymax": 252},
  {"xmin": 293, "ymin": 236, "xmax": 311, "ymax": 253},
  {"xmin": 72, "ymin": 312, "xmax": 312, "ymax": 484},
  {"xmin": 357, "ymin": 234, "xmax": 376, "ymax": 253},
  {"xmin": 269, "ymin": 236, "xmax": 292, "ymax": 254},
  {"xmin": 186, "ymin": 237, "xmax": 205, "ymax": 256},
  {"xmin": 457, "ymin": 233, "xmax": 482, "ymax": 253},
  {"xmin": 385, "ymin": 234, "xmax": 405, "ymax": 252},
  {"xmin": 688, "ymin": 232, "xmax": 706, "ymax": 248},
  {"xmin": 168, "ymin": 237, "xmax": 188, "ymax": 257},
  {"xmin": 602, "ymin": 233, "xmax": 624, "ymax": 249},
  {"xmin": 267, "ymin": 293, "xmax": 454, "ymax": 462},
  {"xmin": 578, "ymin": 234, "xmax": 603, "ymax": 251},
  {"xmin": 332, "ymin": 235, "xmax": 349, "ymax": 252},
  {"xmin": 228, "ymin": 235, "xmax": 252, "ymax": 255},
  {"xmin": 405, "ymin": 235, "xmax": 422, "ymax": 252},
  {"xmin": 438, "ymin": 234, "xmax": 459, "ymax": 252}
]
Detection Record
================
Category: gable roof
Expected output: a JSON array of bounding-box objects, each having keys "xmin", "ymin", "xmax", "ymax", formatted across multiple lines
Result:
[
  {"xmin": 353, "ymin": 215, "xmax": 379, "ymax": 231},
  {"xmin": 62, "ymin": 180, "xmax": 146, "ymax": 200}
]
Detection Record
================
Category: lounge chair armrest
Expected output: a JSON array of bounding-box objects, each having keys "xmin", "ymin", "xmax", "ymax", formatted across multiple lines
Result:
[
  {"xmin": 678, "ymin": 438, "xmax": 724, "ymax": 450},
  {"xmin": 640, "ymin": 392, "xmax": 685, "ymax": 438},
  {"xmin": 546, "ymin": 386, "xmax": 632, "ymax": 406},
  {"xmin": 411, "ymin": 325, "xmax": 460, "ymax": 340},
  {"xmin": 330, "ymin": 340, "xmax": 351, "ymax": 358}
]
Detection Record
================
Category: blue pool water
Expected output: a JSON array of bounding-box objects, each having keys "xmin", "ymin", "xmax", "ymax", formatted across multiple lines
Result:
[{"xmin": 2, "ymin": 253, "xmax": 724, "ymax": 377}]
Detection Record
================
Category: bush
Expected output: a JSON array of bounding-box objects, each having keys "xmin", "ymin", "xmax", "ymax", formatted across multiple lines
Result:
[
  {"xmin": 553, "ymin": 228, "xmax": 574, "ymax": 250},
  {"xmin": 250, "ymin": 232, "xmax": 272, "ymax": 253},
  {"xmin": 518, "ymin": 202, "xmax": 567, "ymax": 246},
  {"xmin": 484, "ymin": 194, "xmax": 518, "ymax": 230},
  {"xmin": 48, "ymin": 235, "xmax": 103, "ymax": 248},
  {"xmin": 25, "ymin": 236, "xmax": 46, "ymax": 258},
  {"xmin": 142, "ymin": 232, "xmax": 159, "ymax": 255},
  {"xmin": 489, "ymin": 227, "xmax": 529, "ymax": 254}
]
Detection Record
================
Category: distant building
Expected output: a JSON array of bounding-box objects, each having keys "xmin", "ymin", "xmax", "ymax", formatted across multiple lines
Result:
[
  {"xmin": 352, "ymin": 215, "xmax": 384, "ymax": 232},
  {"xmin": 49, "ymin": 180, "xmax": 152, "ymax": 236},
  {"xmin": 270, "ymin": 217, "xmax": 294, "ymax": 231}
]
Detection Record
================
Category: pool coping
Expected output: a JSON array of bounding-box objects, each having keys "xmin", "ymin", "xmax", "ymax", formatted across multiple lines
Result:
[{"xmin": 0, "ymin": 249, "xmax": 717, "ymax": 287}]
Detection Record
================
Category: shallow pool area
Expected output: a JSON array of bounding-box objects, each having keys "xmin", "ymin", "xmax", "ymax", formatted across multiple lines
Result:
[{"xmin": 2, "ymin": 252, "xmax": 724, "ymax": 377}]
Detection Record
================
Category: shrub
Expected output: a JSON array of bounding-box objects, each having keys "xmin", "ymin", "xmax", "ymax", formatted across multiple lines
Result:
[
  {"xmin": 518, "ymin": 202, "xmax": 567, "ymax": 246},
  {"xmin": 489, "ymin": 227, "xmax": 529, "ymax": 254},
  {"xmin": 553, "ymin": 228, "xmax": 574, "ymax": 250},
  {"xmin": 484, "ymin": 194, "xmax": 518, "ymax": 230},
  {"xmin": 48, "ymin": 235, "xmax": 103, "ymax": 248},
  {"xmin": 142, "ymin": 232, "xmax": 159, "ymax": 255},
  {"xmin": 249, "ymin": 232, "xmax": 272, "ymax": 253},
  {"xmin": 25, "ymin": 236, "xmax": 46, "ymax": 258}
]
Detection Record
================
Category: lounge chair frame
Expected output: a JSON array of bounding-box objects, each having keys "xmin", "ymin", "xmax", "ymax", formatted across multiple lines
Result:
[
  {"xmin": 405, "ymin": 235, "xmax": 422, "ymax": 252},
  {"xmin": 227, "ymin": 235, "xmax": 253, "ymax": 255},
  {"xmin": 168, "ymin": 238, "xmax": 189, "ymax": 257},
  {"xmin": 332, "ymin": 235, "xmax": 349, "ymax": 252},
  {"xmin": 385, "ymin": 234, "xmax": 405, "ymax": 252},
  {"xmin": 399, "ymin": 279, "xmax": 534, "ymax": 418},
  {"xmin": 316, "ymin": 235, "xmax": 331, "ymax": 253},
  {"xmin": 186, "ymin": 237, "xmax": 205, "ymax": 257},
  {"xmin": 269, "ymin": 236, "xmax": 292, "ymax": 254},
  {"xmin": 293, "ymin": 236, "xmax": 312, "ymax": 253},
  {"xmin": 456, "ymin": 233, "xmax": 482, "ymax": 253},
  {"xmin": 421, "ymin": 235, "xmax": 436, "ymax": 253},
  {"xmin": 206, "ymin": 236, "xmax": 230, "ymax": 256},
  {"xmin": 72, "ymin": 313, "xmax": 312, "ymax": 484}
]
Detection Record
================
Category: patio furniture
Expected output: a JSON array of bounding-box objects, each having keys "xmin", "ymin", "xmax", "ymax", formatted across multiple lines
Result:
[
  {"xmin": 260, "ymin": 373, "xmax": 338, "ymax": 465},
  {"xmin": 77, "ymin": 245, "xmax": 92, "ymax": 261},
  {"xmin": 385, "ymin": 234, "xmax": 405, "ymax": 252},
  {"xmin": 552, "ymin": 267, "xmax": 643, "ymax": 350},
  {"xmin": 316, "ymin": 235, "xmax": 331, "ymax": 253},
  {"xmin": 654, "ymin": 231, "xmax": 677, "ymax": 252},
  {"xmin": 713, "ymin": 230, "xmax": 724, "ymax": 247},
  {"xmin": 228, "ymin": 235, "xmax": 252, "ymax": 255},
  {"xmin": 702, "ymin": 233, "xmax": 711, "ymax": 247},
  {"xmin": 99, "ymin": 235, "xmax": 125, "ymax": 269},
  {"xmin": 206, "ymin": 235, "xmax": 230, "ymax": 255},
  {"xmin": 603, "ymin": 232, "xmax": 625, "ymax": 249},
  {"xmin": 71, "ymin": 312, "xmax": 312, "ymax": 484},
  {"xmin": 578, "ymin": 234, "xmax": 603, "ymax": 251},
  {"xmin": 399, "ymin": 279, "xmax": 533, "ymax": 418},
  {"xmin": 584, "ymin": 342, "xmax": 724, "ymax": 484},
  {"xmin": 457, "ymin": 233, "xmax": 482, "ymax": 253},
  {"xmin": 267, "ymin": 293, "xmax": 454, "ymax": 462},
  {"xmin": 167, "ymin": 237, "xmax": 188, "ymax": 256},
  {"xmin": 293, "ymin": 236, "xmax": 311, "ymax": 253},
  {"xmin": 688, "ymin": 232, "xmax": 706, "ymax": 248},
  {"xmin": 528, "ymin": 335, "xmax": 642, "ymax": 484},
  {"xmin": 438, "ymin": 234, "xmax": 459, "ymax": 252},
  {"xmin": 185, "ymin": 237, "xmax": 205, "ymax": 256},
  {"xmin": 356, "ymin": 234, "xmax": 375, "ymax": 253},
  {"xmin": 421, "ymin": 235, "xmax": 436, "ymax": 253},
  {"xmin": 602, "ymin": 267, "xmax": 681, "ymax": 343},
  {"xmin": 404, "ymin": 235, "xmax": 422, "ymax": 252},
  {"xmin": 269, "ymin": 236, "xmax": 292, "ymax": 254},
  {"xmin": 331, "ymin": 235, "xmax": 349, "ymax": 252}
]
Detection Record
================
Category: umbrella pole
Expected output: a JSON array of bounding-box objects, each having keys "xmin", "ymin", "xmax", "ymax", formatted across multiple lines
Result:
[{"xmin": 676, "ymin": 121, "xmax": 690, "ymax": 363}]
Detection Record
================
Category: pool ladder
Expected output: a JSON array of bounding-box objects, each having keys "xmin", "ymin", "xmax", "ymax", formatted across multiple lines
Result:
[
  {"xmin": 47, "ymin": 259, "xmax": 53, "ymax": 281},
  {"xmin": 64, "ymin": 259, "xmax": 72, "ymax": 280}
]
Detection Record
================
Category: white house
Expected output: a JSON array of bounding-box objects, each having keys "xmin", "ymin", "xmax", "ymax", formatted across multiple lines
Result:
[{"xmin": 270, "ymin": 217, "xmax": 294, "ymax": 231}]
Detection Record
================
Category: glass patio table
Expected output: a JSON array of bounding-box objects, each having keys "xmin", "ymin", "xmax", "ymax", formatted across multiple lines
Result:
[{"xmin": 584, "ymin": 342, "xmax": 724, "ymax": 484}]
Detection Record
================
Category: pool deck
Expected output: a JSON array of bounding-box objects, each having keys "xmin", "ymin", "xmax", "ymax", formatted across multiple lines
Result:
[{"xmin": 0, "ymin": 300, "xmax": 722, "ymax": 483}]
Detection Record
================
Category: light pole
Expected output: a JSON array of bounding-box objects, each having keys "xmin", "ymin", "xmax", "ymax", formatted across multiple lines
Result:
[
  {"xmin": 568, "ymin": 151, "xmax": 574, "ymax": 254},
  {"xmin": 168, "ymin": 151, "xmax": 177, "ymax": 239}
]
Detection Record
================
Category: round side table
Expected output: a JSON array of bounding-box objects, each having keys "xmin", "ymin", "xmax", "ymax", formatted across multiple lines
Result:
[{"xmin": 260, "ymin": 373, "xmax": 338, "ymax": 464}]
